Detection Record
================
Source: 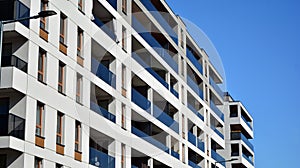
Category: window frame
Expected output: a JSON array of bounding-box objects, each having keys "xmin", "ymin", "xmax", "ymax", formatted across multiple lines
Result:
[
  {"xmin": 121, "ymin": 104, "xmax": 126, "ymax": 129},
  {"xmin": 76, "ymin": 74, "xmax": 83, "ymax": 103},
  {"xmin": 38, "ymin": 49, "xmax": 46, "ymax": 83},
  {"xmin": 75, "ymin": 121, "xmax": 81, "ymax": 151},
  {"xmin": 35, "ymin": 157, "xmax": 43, "ymax": 168},
  {"xmin": 121, "ymin": 143, "xmax": 126, "ymax": 168},
  {"xmin": 77, "ymin": 27, "xmax": 83, "ymax": 57},
  {"xmin": 59, "ymin": 13, "xmax": 67, "ymax": 44},
  {"xmin": 121, "ymin": 26, "xmax": 127, "ymax": 51},
  {"xmin": 58, "ymin": 62, "xmax": 66, "ymax": 94},
  {"xmin": 56, "ymin": 112, "xmax": 64, "ymax": 145},
  {"xmin": 36, "ymin": 102, "xmax": 44, "ymax": 136},
  {"xmin": 122, "ymin": 0, "xmax": 127, "ymax": 14},
  {"xmin": 40, "ymin": 0, "xmax": 48, "ymax": 30}
]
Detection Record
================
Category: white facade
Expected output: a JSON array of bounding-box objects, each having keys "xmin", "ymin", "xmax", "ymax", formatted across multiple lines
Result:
[{"xmin": 0, "ymin": 0, "xmax": 254, "ymax": 168}]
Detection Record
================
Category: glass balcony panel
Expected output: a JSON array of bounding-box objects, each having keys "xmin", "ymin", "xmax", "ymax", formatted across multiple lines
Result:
[
  {"xmin": 171, "ymin": 149, "xmax": 180, "ymax": 159},
  {"xmin": 187, "ymin": 103, "xmax": 204, "ymax": 121},
  {"xmin": 153, "ymin": 105, "xmax": 179, "ymax": 133},
  {"xmin": 106, "ymin": 0, "xmax": 117, "ymax": 9},
  {"xmin": 243, "ymin": 154, "xmax": 254, "ymax": 165},
  {"xmin": 188, "ymin": 160, "xmax": 201, "ymax": 168},
  {"xmin": 139, "ymin": 0, "xmax": 178, "ymax": 44},
  {"xmin": 188, "ymin": 131, "xmax": 197, "ymax": 146},
  {"xmin": 131, "ymin": 126, "xmax": 169, "ymax": 153},
  {"xmin": 90, "ymin": 102, "xmax": 116, "ymax": 123},
  {"xmin": 187, "ymin": 75, "xmax": 203, "ymax": 99},
  {"xmin": 231, "ymin": 132, "xmax": 254, "ymax": 151},
  {"xmin": 131, "ymin": 88, "xmax": 151, "ymax": 113},
  {"xmin": 209, "ymin": 77, "xmax": 224, "ymax": 100},
  {"xmin": 211, "ymin": 150, "xmax": 225, "ymax": 167},
  {"xmin": 132, "ymin": 52, "xmax": 169, "ymax": 89},
  {"xmin": 1, "ymin": 55, "xmax": 27, "ymax": 72},
  {"xmin": 241, "ymin": 115, "xmax": 252, "ymax": 130},
  {"xmin": 91, "ymin": 58, "xmax": 116, "ymax": 88},
  {"xmin": 89, "ymin": 147, "xmax": 115, "ymax": 168},
  {"xmin": 0, "ymin": 114, "xmax": 25, "ymax": 140},
  {"xmin": 16, "ymin": 0, "xmax": 30, "ymax": 27},
  {"xmin": 210, "ymin": 125, "xmax": 224, "ymax": 139},
  {"xmin": 132, "ymin": 16, "xmax": 178, "ymax": 73},
  {"xmin": 92, "ymin": 16, "xmax": 116, "ymax": 40},
  {"xmin": 170, "ymin": 86, "xmax": 179, "ymax": 98},
  {"xmin": 186, "ymin": 49, "xmax": 203, "ymax": 75},
  {"xmin": 210, "ymin": 101, "xmax": 224, "ymax": 121}
]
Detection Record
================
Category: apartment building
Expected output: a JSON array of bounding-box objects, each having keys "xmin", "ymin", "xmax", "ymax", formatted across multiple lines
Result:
[{"xmin": 0, "ymin": 0, "xmax": 254, "ymax": 168}]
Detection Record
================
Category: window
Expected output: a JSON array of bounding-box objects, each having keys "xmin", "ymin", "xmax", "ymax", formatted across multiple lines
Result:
[
  {"xmin": 58, "ymin": 62, "xmax": 66, "ymax": 94},
  {"xmin": 121, "ymin": 64, "xmax": 126, "ymax": 89},
  {"xmin": 78, "ymin": 0, "xmax": 83, "ymax": 11},
  {"xmin": 36, "ymin": 102, "xmax": 44, "ymax": 136},
  {"xmin": 121, "ymin": 144, "xmax": 126, "ymax": 168},
  {"xmin": 77, "ymin": 27, "xmax": 83, "ymax": 57},
  {"xmin": 75, "ymin": 121, "xmax": 81, "ymax": 151},
  {"xmin": 40, "ymin": 0, "xmax": 48, "ymax": 30},
  {"xmin": 35, "ymin": 157, "xmax": 43, "ymax": 168},
  {"xmin": 180, "ymin": 29, "xmax": 184, "ymax": 48},
  {"xmin": 122, "ymin": 26, "xmax": 127, "ymax": 51},
  {"xmin": 76, "ymin": 74, "xmax": 83, "ymax": 103},
  {"xmin": 121, "ymin": 104, "xmax": 126, "ymax": 129},
  {"xmin": 56, "ymin": 112, "xmax": 64, "ymax": 144},
  {"xmin": 38, "ymin": 49, "xmax": 46, "ymax": 83},
  {"xmin": 122, "ymin": 0, "xmax": 127, "ymax": 14},
  {"xmin": 60, "ymin": 13, "xmax": 67, "ymax": 44}
]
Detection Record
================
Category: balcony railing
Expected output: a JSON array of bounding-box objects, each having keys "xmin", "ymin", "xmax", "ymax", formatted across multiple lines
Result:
[
  {"xmin": 170, "ymin": 86, "xmax": 179, "ymax": 98},
  {"xmin": 187, "ymin": 103, "xmax": 204, "ymax": 121},
  {"xmin": 89, "ymin": 147, "xmax": 115, "ymax": 168},
  {"xmin": 106, "ymin": 0, "xmax": 117, "ymax": 9},
  {"xmin": 209, "ymin": 77, "xmax": 224, "ymax": 100},
  {"xmin": 210, "ymin": 101, "xmax": 224, "ymax": 121},
  {"xmin": 187, "ymin": 75, "xmax": 204, "ymax": 100},
  {"xmin": 210, "ymin": 125, "xmax": 224, "ymax": 139},
  {"xmin": 231, "ymin": 132, "xmax": 254, "ymax": 151},
  {"xmin": 211, "ymin": 150, "xmax": 226, "ymax": 167},
  {"xmin": 131, "ymin": 88, "xmax": 151, "ymax": 113},
  {"xmin": 1, "ymin": 55, "xmax": 27, "ymax": 73},
  {"xmin": 188, "ymin": 160, "xmax": 201, "ymax": 168},
  {"xmin": 132, "ymin": 16, "xmax": 178, "ymax": 73},
  {"xmin": 0, "ymin": 114, "xmax": 25, "ymax": 140},
  {"xmin": 171, "ymin": 149, "xmax": 180, "ymax": 159},
  {"xmin": 153, "ymin": 105, "xmax": 179, "ymax": 133},
  {"xmin": 243, "ymin": 154, "xmax": 254, "ymax": 165},
  {"xmin": 92, "ymin": 16, "xmax": 116, "ymax": 40},
  {"xmin": 241, "ymin": 115, "xmax": 253, "ymax": 130},
  {"xmin": 186, "ymin": 48, "xmax": 203, "ymax": 75},
  {"xmin": 132, "ymin": 52, "xmax": 169, "ymax": 89},
  {"xmin": 139, "ymin": 0, "xmax": 178, "ymax": 44},
  {"xmin": 90, "ymin": 102, "xmax": 116, "ymax": 123},
  {"xmin": 188, "ymin": 132, "xmax": 205, "ymax": 152},
  {"xmin": 131, "ymin": 126, "xmax": 169, "ymax": 153},
  {"xmin": 91, "ymin": 57, "xmax": 116, "ymax": 88}
]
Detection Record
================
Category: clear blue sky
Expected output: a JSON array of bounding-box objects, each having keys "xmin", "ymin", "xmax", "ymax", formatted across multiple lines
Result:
[{"xmin": 166, "ymin": 0, "xmax": 300, "ymax": 167}]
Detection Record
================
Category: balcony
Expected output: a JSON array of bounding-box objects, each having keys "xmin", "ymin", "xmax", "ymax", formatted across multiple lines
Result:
[
  {"xmin": 187, "ymin": 104, "xmax": 204, "ymax": 121},
  {"xmin": 132, "ymin": 16, "xmax": 178, "ymax": 73},
  {"xmin": 171, "ymin": 149, "xmax": 180, "ymax": 159},
  {"xmin": 210, "ymin": 125, "xmax": 224, "ymax": 139},
  {"xmin": 210, "ymin": 101, "xmax": 224, "ymax": 121},
  {"xmin": 170, "ymin": 86, "xmax": 179, "ymax": 98},
  {"xmin": 243, "ymin": 154, "xmax": 254, "ymax": 165},
  {"xmin": 131, "ymin": 126, "xmax": 169, "ymax": 153},
  {"xmin": 1, "ymin": 55, "xmax": 27, "ymax": 73},
  {"xmin": 211, "ymin": 150, "xmax": 225, "ymax": 167},
  {"xmin": 89, "ymin": 147, "xmax": 115, "ymax": 168},
  {"xmin": 187, "ymin": 75, "xmax": 203, "ymax": 100},
  {"xmin": 231, "ymin": 132, "xmax": 254, "ymax": 151},
  {"xmin": 90, "ymin": 102, "xmax": 116, "ymax": 123},
  {"xmin": 188, "ymin": 160, "xmax": 201, "ymax": 168},
  {"xmin": 186, "ymin": 49, "xmax": 203, "ymax": 75},
  {"xmin": 153, "ymin": 105, "xmax": 179, "ymax": 133},
  {"xmin": 92, "ymin": 16, "xmax": 116, "ymax": 40},
  {"xmin": 131, "ymin": 88, "xmax": 151, "ymax": 113},
  {"xmin": 91, "ymin": 58, "xmax": 116, "ymax": 88},
  {"xmin": 0, "ymin": 0, "xmax": 30, "ymax": 28},
  {"xmin": 132, "ymin": 52, "xmax": 169, "ymax": 89},
  {"xmin": 188, "ymin": 132, "xmax": 204, "ymax": 152},
  {"xmin": 139, "ymin": 0, "xmax": 178, "ymax": 44},
  {"xmin": 0, "ymin": 114, "xmax": 25, "ymax": 140},
  {"xmin": 209, "ymin": 77, "xmax": 224, "ymax": 100},
  {"xmin": 241, "ymin": 115, "xmax": 253, "ymax": 130}
]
